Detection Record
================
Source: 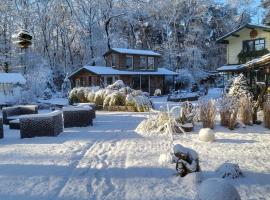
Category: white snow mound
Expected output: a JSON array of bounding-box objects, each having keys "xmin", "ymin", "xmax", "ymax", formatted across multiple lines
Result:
[
  {"xmin": 198, "ymin": 178, "xmax": 241, "ymax": 200},
  {"xmin": 199, "ymin": 128, "xmax": 215, "ymax": 142}
]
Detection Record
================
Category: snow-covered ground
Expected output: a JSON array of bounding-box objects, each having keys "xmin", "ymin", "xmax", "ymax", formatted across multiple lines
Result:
[{"xmin": 0, "ymin": 88, "xmax": 269, "ymax": 199}]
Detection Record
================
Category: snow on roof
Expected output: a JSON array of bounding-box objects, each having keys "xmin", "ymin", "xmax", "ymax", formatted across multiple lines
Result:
[
  {"xmin": 84, "ymin": 66, "xmax": 177, "ymax": 75},
  {"xmin": 0, "ymin": 73, "xmax": 26, "ymax": 84},
  {"xmin": 243, "ymin": 53, "xmax": 270, "ymax": 68},
  {"xmin": 68, "ymin": 66, "xmax": 177, "ymax": 78},
  {"xmin": 216, "ymin": 65, "xmax": 245, "ymax": 72},
  {"xmin": 111, "ymin": 48, "xmax": 161, "ymax": 56},
  {"xmin": 217, "ymin": 23, "xmax": 270, "ymax": 43}
]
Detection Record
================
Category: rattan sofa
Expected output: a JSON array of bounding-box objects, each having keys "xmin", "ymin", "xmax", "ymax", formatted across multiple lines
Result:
[
  {"xmin": 2, "ymin": 105, "xmax": 38, "ymax": 125},
  {"xmin": 20, "ymin": 110, "xmax": 63, "ymax": 139},
  {"xmin": 74, "ymin": 103, "xmax": 96, "ymax": 119},
  {"xmin": 63, "ymin": 106, "xmax": 94, "ymax": 128}
]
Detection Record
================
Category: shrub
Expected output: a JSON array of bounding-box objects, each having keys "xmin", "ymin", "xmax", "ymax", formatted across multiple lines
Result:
[
  {"xmin": 238, "ymin": 96, "xmax": 253, "ymax": 125},
  {"xmin": 218, "ymin": 96, "xmax": 238, "ymax": 129},
  {"xmin": 103, "ymin": 91, "xmax": 126, "ymax": 107},
  {"xmin": 263, "ymin": 101, "xmax": 270, "ymax": 128},
  {"xmin": 199, "ymin": 99, "xmax": 216, "ymax": 129}
]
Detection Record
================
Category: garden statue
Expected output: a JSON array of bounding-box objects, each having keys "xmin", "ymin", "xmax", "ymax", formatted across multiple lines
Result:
[{"xmin": 173, "ymin": 144, "xmax": 200, "ymax": 177}]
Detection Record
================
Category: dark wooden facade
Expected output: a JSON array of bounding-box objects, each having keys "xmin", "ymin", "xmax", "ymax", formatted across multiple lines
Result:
[{"xmin": 103, "ymin": 49, "xmax": 160, "ymax": 70}]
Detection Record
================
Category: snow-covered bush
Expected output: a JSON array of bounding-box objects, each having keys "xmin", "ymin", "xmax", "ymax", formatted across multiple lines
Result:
[
  {"xmin": 68, "ymin": 87, "xmax": 90, "ymax": 104},
  {"xmin": 199, "ymin": 128, "xmax": 215, "ymax": 142},
  {"xmin": 154, "ymin": 89, "xmax": 162, "ymax": 96},
  {"xmin": 227, "ymin": 74, "xmax": 253, "ymax": 100},
  {"xmin": 216, "ymin": 163, "xmax": 243, "ymax": 179},
  {"xmin": 180, "ymin": 101, "xmax": 197, "ymax": 124},
  {"xmin": 94, "ymin": 89, "xmax": 106, "ymax": 106},
  {"xmin": 107, "ymin": 80, "xmax": 125, "ymax": 90},
  {"xmin": 42, "ymin": 88, "xmax": 53, "ymax": 100},
  {"xmin": 133, "ymin": 95, "xmax": 152, "ymax": 112},
  {"xmin": 199, "ymin": 99, "xmax": 216, "ymax": 129},
  {"xmin": 103, "ymin": 91, "xmax": 126, "ymax": 107},
  {"xmin": 238, "ymin": 96, "xmax": 253, "ymax": 126},
  {"xmin": 86, "ymin": 91, "xmax": 96, "ymax": 103},
  {"xmin": 263, "ymin": 100, "xmax": 270, "ymax": 128},
  {"xmin": 170, "ymin": 106, "xmax": 182, "ymax": 120},
  {"xmin": 198, "ymin": 178, "xmax": 241, "ymax": 200},
  {"xmin": 218, "ymin": 96, "xmax": 238, "ymax": 130}
]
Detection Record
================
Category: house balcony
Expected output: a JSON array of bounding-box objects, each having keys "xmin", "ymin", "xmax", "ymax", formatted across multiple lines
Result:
[{"xmin": 237, "ymin": 49, "xmax": 269, "ymax": 64}]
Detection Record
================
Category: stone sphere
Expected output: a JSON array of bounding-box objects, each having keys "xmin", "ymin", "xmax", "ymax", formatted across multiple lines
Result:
[
  {"xmin": 199, "ymin": 128, "xmax": 215, "ymax": 142},
  {"xmin": 198, "ymin": 178, "xmax": 241, "ymax": 200}
]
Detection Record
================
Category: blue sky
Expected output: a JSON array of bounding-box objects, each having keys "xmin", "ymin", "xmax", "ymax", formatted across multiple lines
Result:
[{"xmin": 216, "ymin": 0, "xmax": 266, "ymax": 24}]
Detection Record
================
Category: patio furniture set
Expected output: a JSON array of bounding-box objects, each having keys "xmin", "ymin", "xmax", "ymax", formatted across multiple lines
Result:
[{"xmin": 0, "ymin": 104, "xmax": 96, "ymax": 139}]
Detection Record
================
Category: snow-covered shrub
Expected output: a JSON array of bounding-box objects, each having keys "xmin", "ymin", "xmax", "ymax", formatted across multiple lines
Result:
[
  {"xmin": 103, "ymin": 91, "xmax": 126, "ymax": 107},
  {"xmin": 199, "ymin": 99, "xmax": 216, "ymax": 129},
  {"xmin": 238, "ymin": 96, "xmax": 253, "ymax": 126},
  {"xmin": 198, "ymin": 178, "xmax": 241, "ymax": 200},
  {"xmin": 218, "ymin": 96, "xmax": 238, "ymax": 130},
  {"xmin": 86, "ymin": 92, "xmax": 95, "ymax": 103},
  {"xmin": 42, "ymin": 88, "xmax": 53, "ymax": 100},
  {"xmin": 68, "ymin": 87, "xmax": 90, "ymax": 104},
  {"xmin": 227, "ymin": 74, "xmax": 253, "ymax": 99},
  {"xmin": 94, "ymin": 89, "xmax": 106, "ymax": 106},
  {"xmin": 107, "ymin": 80, "xmax": 125, "ymax": 90},
  {"xmin": 263, "ymin": 101, "xmax": 270, "ymax": 128},
  {"xmin": 154, "ymin": 89, "xmax": 162, "ymax": 96},
  {"xmin": 199, "ymin": 128, "xmax": 215, "ymax": 142},
  {"xmin": 133, "ymin": 95, "xmax": 152, "ymax": 112},
  {"xmin": 132, "ymin": 90, "xmax": 144, "ymax": 96},
  {"xmin": 216, "ymin": 163, "xmax": 243, "ymax": 179},
  {"xmin": 180, "ymin": 101, "xmax": 197, "ymax": 124},
  {"xmin": 119, "ymin": 86, "xmax": 133, "ymax": 95}
]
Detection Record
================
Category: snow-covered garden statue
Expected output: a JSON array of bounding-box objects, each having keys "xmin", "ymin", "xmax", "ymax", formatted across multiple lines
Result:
[{"xmin": 173, "ymin": 144, "xmax": 200, "ymax": 177}]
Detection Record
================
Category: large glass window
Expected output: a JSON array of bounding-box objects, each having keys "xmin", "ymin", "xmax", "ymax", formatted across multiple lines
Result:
[
  {"xmin": 107, "ymin": 76, "xmax": 113, "ymax": 85},
  {"xmin": 126, "ymin": 55, "xmax": 133, "ymax": 70},
  {"xmin": 148, "ymin": 57, "xmax": 154, "ymax": 69},
  {"xmin": 243, "ymin": 38, "xmax": 265, "ymax": 52},
  {"xmin": 140, "ymin": 56, "xmax": 147, "ymax": 69}
]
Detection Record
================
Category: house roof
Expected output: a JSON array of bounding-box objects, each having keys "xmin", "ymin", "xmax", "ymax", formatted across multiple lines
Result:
[
  {"xmin": 216, "ymin": 23, "xmax": 270, "ymax": 43},
  {"xmin": 242, "ymin": 53, "xmax": 270, "ymax": 68},
  {"xmin": 103, "ymin": 48, "xmax": 161, "ymax": 57},
  {"xmin": 68, "ymin": 66, "xmax": 177, "ymax": 78},
  {"xmin": 0, "ymin": 73, "xmax": 26, "ymax": 84},
  {"xmin": 216, "ymin": 65, "xmax": 245, "ymax": 72}
]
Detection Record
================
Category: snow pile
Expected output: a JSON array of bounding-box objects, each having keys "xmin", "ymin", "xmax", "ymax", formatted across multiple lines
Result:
[
  {"xmin": 216, "ymin": 163, "xmax": 243, "ymax": 179},
  {"xmin": 199, "ymin": 128, "xmax": 215, "ymax": 142},
  {"xmin": 154, "ymin": 89, "xmax": 162, "ymax": 96},
  {"xmin": 198, "ymin": 178, "xmax": 241, "ymax": 200},
  {"xmin": 68, "ymin": 80, "xmax": 152, "ymax": 112}
]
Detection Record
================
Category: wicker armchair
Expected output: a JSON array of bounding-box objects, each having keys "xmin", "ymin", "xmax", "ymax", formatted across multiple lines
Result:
[
  {"xmin": 2, "ymin": 105, "xmax": 38, "ymax": 124},
  {"xmin": 63, "ymin": 106, "xmax": 93, "ymax": 128},
  {"xmin": 20, "ymin": 111, "xmax": 63, "ymax": 139},
  {"xmin": 74, "ymin": 103, "xmax": 96, "ymax": 119},
  {"xmin": 0, "ymin": 118, "xmax": 3, "ymax": 139}
]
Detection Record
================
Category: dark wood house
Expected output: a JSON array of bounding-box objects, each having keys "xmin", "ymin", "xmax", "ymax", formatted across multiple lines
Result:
[{"xmin": 68, "ymin": 48, "xmax": 177, "ymax": 95}]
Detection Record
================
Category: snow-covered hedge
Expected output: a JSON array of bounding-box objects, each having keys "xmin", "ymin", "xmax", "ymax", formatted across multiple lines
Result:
[{"xmin": 68, "ymin": 80, "xmax": 152, "ymax": 112}]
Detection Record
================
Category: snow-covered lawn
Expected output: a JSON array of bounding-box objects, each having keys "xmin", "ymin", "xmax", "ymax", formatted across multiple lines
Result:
[{"xmin": 0, "ymin": 88, "xmax": 269, "ymax": 200}]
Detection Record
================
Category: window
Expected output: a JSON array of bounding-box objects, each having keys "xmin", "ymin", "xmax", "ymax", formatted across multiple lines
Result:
[
  {"xmin": 126, "ymin": 55, "xmax": 133, "ymax": 70},
  {"xmin": 111, "ymin": 54, "xmax": 117, "ymax": 67},
  {"xmin": 148, "ymin": 57, "xmax": 154, "ymax": 69},
  {"xmin": 140, "ymin": 56, "xmax": 147, "ymax": 69},
  {"xmin": 107, "ymin": 76, "xmax": 113, "ymax": 85},
  {"xmin": 243, "ymin": 38, "xmax": 265, "ymax": 52},
  {"xmin": 88, "ymin": 77, "xmax": 92, "ymax": 86}
]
